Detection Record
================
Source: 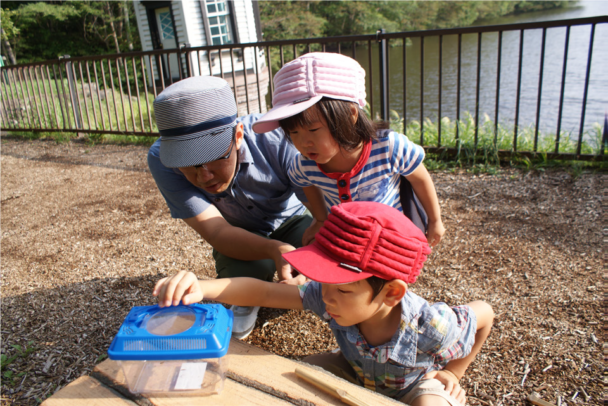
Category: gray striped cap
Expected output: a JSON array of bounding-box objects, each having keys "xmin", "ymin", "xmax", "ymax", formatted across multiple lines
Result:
[{"xmin": 154, "ymin": 76, "xmax": 237, "ymax": 168}]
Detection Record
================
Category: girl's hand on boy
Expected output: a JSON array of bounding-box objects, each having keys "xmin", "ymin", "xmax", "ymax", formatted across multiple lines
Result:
[
  {"xmin": 426, "ymin": 219, "xmax": 445, "ymax": 247},
  {"xmin": 153, "ymin": 271, "xmax": 203, "ymax": 307},
  {"xmin": 302, "ymin": 219, "xmax": 324, "ymax": 246},
  {"xmin": 274, "ymin": 242, "xmax": 299, "ymax": 283},
  {"xmin": 279, "ymin": 273, "xmax": 308, "ymax": 285},
  {"xmin": 423, "ymin": 369, "xmax": 466, "ymax": 405}
]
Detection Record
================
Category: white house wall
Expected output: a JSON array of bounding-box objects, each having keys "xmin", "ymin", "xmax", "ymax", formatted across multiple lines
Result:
[
  {"xmin": 133, "ymin": 2, "xmax": 153, "ymax": 52},
  {"xmin": 170, "ymin": 2, "xmax": 187, "ymax": 47},
  {"xmin": 133, "ymin": 1, "xmax": 156, "ymax": 87},
  {"xmin": 233, "ymin": 0, "xmax": 257, "ymax": 44},
  {"xmin": 182, "ymin": 1, "xmax": 207, "ymax": 47},
  {"xmin": 133, "ymin": 0, "xmax": 265, "ymax": 85}
]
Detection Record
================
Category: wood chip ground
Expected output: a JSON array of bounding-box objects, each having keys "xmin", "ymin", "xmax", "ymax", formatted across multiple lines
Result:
[{"xmin": 0, "ymin": 138, "xmax": 602, "ymax": 405}]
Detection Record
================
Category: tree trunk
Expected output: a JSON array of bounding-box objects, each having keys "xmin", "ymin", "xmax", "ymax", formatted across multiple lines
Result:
[
  {"xmin": 103, "ymin": 1, "xmax": 121, "ymax": 54},
  {"xmin": 0, "ymin": 27, "xmax": 17, "ymax": 65},
  {"xmin": 123, "ymin": 0, "xmax": 133, "ymax": 51}
]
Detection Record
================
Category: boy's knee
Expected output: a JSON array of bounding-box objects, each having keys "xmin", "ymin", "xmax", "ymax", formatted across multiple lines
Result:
[
  {"xmin": 409, "ymin": 394, "xmax": 452, "ymax": 406},
  {"xmin": 401, "ymin": 379, "xmax": 463, "ymax": 406},
  {"xmin": 468, "ymin": 300, "xmax": 494, "ymax": 326}
]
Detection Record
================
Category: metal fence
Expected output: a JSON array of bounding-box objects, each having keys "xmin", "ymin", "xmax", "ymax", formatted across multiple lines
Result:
[{"xmin": 1, "ymin": 16, "xmax": 606, "ymax": 160}]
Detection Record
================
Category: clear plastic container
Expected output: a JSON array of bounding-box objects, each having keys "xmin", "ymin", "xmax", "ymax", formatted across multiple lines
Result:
[
  {"xmin": 108, "ymin": 304, "xmax": 232, "ymax": 395},
  {"xmin": 119, "ymin": 357, "xmax": 227, "ymax": 394}
]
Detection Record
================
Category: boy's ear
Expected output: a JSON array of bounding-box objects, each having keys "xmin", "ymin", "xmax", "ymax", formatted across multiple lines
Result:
[
  {"xmin": 382, "ymin": 280, "xmax": 407, "ymax": 307},
  {"xmin": 350, "ymin": 103, "xmax": 359, "ymax": 124},
  {"xmin": 235, "ymin": 122, "xmax": 245, "ymax": 149}
]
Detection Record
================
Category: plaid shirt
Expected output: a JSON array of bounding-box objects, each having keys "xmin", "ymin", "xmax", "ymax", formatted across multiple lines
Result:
[{"xmin": 299, "ymin": 282, "xmax": 477, "ymax": 399}]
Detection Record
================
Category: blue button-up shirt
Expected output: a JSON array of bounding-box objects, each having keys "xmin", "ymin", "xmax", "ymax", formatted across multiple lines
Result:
[
  {"xmin": 299, "ymin": 282, "xmax": 477, "ymax": 399},
  {"xmin": 148, "ymin": 114, "xmax": 307, "ymax": 235}
]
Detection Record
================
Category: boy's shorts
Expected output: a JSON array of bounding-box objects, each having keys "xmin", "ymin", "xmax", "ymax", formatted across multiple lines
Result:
[{"xmin": 400, "ymin": 379, "xmax": 463, "ymax": 406}]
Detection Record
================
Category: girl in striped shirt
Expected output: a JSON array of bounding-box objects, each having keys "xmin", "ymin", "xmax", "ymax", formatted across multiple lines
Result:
[{"xmin": 252, "ymin": 53, "xmax": 445, "ymax": 258}]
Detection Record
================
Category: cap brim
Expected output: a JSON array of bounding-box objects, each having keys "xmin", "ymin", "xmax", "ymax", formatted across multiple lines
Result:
[
  {"xmin": 159, "ymin": 124, "xmax": 234, "ymax": 168},
  {"xmin": 252, "ymin": 95, "xmax": 323, "ymax": 134},
  {"xmin": 283, "ymin": 242, "xmax": 374, "ymax": 284}
]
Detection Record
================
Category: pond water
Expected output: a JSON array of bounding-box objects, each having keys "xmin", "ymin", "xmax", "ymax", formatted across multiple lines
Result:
[{"xmin": 354, "ymin": 0, "xmax": 608, "ymax": 138}]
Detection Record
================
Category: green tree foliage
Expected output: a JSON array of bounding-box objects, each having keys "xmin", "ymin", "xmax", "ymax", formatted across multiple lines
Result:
[
  {"xmin": 1, "ymin": 8, "xmax": 20, "ymax": 64},
  {"xmin": 1, "ymin": 0, "xmax": 140, "ymax": 64},
  {"xmin": 258, "ymin": 1, "xmax": 326, "ymax": 41},
  {"xmin": 1, "ymin": 1, "xmax": 571, "ymax": 65},
  {"xmin": 260, "ymin": 1, "xmax": 571, "ymax": 40}
]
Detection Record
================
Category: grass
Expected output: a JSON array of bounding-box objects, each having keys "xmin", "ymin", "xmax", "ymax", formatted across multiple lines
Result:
[
  {"xmin": 2, "ymin": 130, "xmax": 158, "ymax": 147},
  {"xmin": 3, "ymin": 72, "xmax": 605, "ymax": 170},
  {"xmin": 2, "ymin": 62, "xmax": 157, "ymax": 137},
  {"xmin": 1, "ymin": 341, "xmax": 36, "ymax": 387},
  {"xmin": 382, "ymin": 110, "xmax": 606, "ymax": 174}
]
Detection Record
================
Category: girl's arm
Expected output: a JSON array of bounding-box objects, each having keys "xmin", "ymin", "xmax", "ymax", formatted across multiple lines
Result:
[
  {"xmin": 153, "ymin": 271, "xmax": 304, "ymax": 310},
  {"xmin": 301, "ymin": 186, "xmax": 328, "ymax": 246},
  {"xmin": 405, "ymin": 165, "xmax": 445, "ymax": 246}
]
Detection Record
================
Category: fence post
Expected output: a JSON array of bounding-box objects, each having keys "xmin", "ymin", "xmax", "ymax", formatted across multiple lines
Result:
[
  {"xmin": 182, "ymin": 43, "xmax": 192, "ymax": 78},
  {"xmin": 62, "ymin": 55, "xmax": 82, "ymax": 130},
  {"xmin": 377, "ymin": 29, "xmax": 388, "ymax": 122},
  {"xmin": 602, "ymin": 113, "xmax": 607, "ymax": 156}
]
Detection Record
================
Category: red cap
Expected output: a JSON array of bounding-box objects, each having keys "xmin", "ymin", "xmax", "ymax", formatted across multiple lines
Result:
[{"xmin": 283, "ymin": 202, "xmax": 431, "ymax": 284}]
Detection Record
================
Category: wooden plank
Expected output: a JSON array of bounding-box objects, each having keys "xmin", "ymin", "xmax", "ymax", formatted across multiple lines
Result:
[
  {"xmin": 223, "ymin": 339, "xmax": 401, "ymax": 406},
  {"xmin": 92, "ymin": 358, "xmax": 291, "ymax": 406},
  {"xmin": 91, "ymin": 339, "xmax": 401, "ymax": 406},
  {"xmin": 295, "ymin": 367, "xmax": 371, "ymax": 406},
  {"xmin": 41, "ymin": 375, "xmax": 137, "ymax": 406}
]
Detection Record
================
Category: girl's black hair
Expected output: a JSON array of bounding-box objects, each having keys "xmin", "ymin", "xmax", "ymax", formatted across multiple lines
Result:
[
  {"xmin": 365, "ymin": 276, "xmax": 387, "ymax": 301},
  {"xmin": 279, "ymin": 97, "xmax": 381, "ymax": 151}
]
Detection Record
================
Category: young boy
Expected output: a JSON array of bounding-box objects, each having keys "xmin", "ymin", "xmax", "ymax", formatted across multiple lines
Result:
[{"xmin": 154, "ymin": 202, "xmax": 493, "ymax": 406}]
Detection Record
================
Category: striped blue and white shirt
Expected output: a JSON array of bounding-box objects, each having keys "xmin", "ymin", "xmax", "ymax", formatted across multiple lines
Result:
[{"xmin": 288, "ymin": 130, "xmax": 424, "ymax": 212}]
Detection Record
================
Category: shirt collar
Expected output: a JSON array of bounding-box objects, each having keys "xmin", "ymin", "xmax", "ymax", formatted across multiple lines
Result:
[
  {"xmin": 215, "ymin": 137, "xmax": 253, "ymax": 198},
  {"xmin": 330, "ymin": 295, "xmax": 420, "ymax": 364},
  {"xmin": 236, "ymin": 136, "xmax": 254, "ymax": 166},
  {"xmin": 316, "ymin": 140, "xmax": 372, "ymax": 180}
]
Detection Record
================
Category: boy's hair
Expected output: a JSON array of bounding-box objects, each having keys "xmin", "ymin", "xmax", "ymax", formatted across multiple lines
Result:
[
  {"xmin": 366, "ymin": 276, "xmax": 387, "ymax": 300},
  {"xmin": 279, "ymin": 98, "xmax": 378, "ymax": 151}
]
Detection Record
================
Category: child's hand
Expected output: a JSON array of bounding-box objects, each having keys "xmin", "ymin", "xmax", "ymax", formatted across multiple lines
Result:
[
  {"xmin": 153, "ymin": 271, "xmax": 203, "ymax": 307},
  {"xmin": 302, "ymin": 219, "xmax": 324, "ymax": 246},
  {"xmin": 423, "ymin": 369, "xmax": 466, "ymax": 405},
  {"xmin": 426, "ymin": 218, "xmax": 445, "ymax": 247},
  {"xmin": 279, "ymin": 273, "xmax": 308, "ymax": 285}
]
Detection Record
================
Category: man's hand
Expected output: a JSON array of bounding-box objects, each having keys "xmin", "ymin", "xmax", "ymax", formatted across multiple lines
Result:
[
  {"xmin": 272, "ymin": 241, "xmax": 309, "ymax": 285},
  {"xmin": 302, "ymin": 218, "xmax": 324, "ymax": 246},
  {"xmin": 153, "ymin": 271, "xmax": 203, "ymax": 307},
  {"xmin": 426, "ymin": 218, "xmax": 445, "ymax": 247},
  {"xmin": 273, "ymin": 242, "xmax": 297, "ymax": 282},
  {"xmin": 423, "ymin": 369, "xmax": 466, "ymax": 405}
]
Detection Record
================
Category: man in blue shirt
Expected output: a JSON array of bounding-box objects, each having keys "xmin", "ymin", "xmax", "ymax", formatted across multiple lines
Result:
[{"xmin": 147, "ymin": 76, "xmax": 312, "ymax": 338}]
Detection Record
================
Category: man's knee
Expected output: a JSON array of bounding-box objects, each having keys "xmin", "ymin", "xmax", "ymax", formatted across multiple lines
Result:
[{"xmin": 214, "ymin": 251, "xmax": 276, "ymax": 281}]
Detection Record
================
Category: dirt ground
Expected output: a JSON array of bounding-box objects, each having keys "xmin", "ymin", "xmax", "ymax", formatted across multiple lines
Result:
[{"xmin": 0, "ymin": 136, "xmax": 602, "ymax": 406}]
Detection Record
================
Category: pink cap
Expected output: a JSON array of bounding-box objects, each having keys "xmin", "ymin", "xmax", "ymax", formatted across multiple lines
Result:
[
  {"xmin": 252, "ymin": 53, "xmax": 367, "ymax": 134},
  {"xmin": 283, "ymin": 202, "xmax": 431, "ymax": 285}
]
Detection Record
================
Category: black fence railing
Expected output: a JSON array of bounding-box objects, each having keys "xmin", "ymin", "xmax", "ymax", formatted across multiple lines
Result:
[{"xmin": 1, "ymin": 16, "xmax": 606, "ymax": 161}]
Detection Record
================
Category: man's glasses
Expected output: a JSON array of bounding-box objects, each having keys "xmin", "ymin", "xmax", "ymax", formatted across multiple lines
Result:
[{"xmin": 194, "ymin": 131, "xmax": 235, "ymax": 170}]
